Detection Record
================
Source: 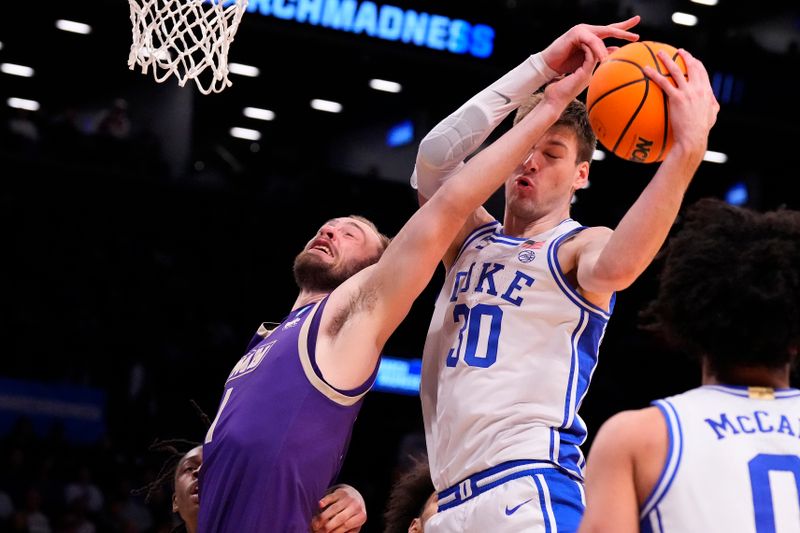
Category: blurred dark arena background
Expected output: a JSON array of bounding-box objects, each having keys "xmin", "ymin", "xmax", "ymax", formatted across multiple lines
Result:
[{"xmin": 1, "ymin": 0, "xmax": 798, "ymax": 530}]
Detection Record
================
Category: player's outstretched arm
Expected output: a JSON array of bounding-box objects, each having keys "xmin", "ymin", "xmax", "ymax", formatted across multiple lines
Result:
[
  {"xmin": 413, "ymin": 15, "xmax": 640, "ymax": 202},
  {"xmin": 318, "ymin": 47, "xmax": 597, "ymax": 390},
  {"xmin": 412, "ymin": 55, "xmax": 558, "ymax": 201},
  {"xmin": 578, "ymin": 407, "xmax": 667, "ymax": 533},
  {"xmin": 310, "ymin": 484, "xmax": 367, "ymax": 533},
  {"xmin": 577, "ymin": 412, "xmax": 640, "ymax": 533},
  {"xmin": 575, "ymin": 49, "xmax": 719, "ymax": 294},
  {"xmin": 413, "ymin": 17, "xmax": 640, "ymax": 266},
  {"xmin": 365, "ymin": 49, "xmax": 599, "ymax": 344}
]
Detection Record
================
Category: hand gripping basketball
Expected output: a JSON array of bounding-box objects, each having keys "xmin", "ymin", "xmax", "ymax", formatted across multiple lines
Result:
[{"xmin": 587, "ymin": 42, "xmax": 687, "ymax": 163}]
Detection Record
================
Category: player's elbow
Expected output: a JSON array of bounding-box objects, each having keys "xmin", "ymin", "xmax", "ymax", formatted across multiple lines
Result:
[{"xmin": 417, "ymin": 134, "xmax": 454, "ymax": 170}]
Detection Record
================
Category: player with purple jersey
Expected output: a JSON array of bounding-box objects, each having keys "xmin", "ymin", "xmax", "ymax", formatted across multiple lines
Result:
[
  {"xmin": 200, "ymin": 296, "xmax": 375, "ymax": 530},
  {"xmin": 198, "ymin": 29, "xmax": 611, "ymax": 531},
  {"xmin": 168, "ymin": 444, "xmax": 366, "ymax": 533}
]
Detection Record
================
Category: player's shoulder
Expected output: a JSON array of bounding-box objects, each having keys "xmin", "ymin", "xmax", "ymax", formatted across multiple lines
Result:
[
  {"xmin": 557, "ymin": 224, "xmax": 612, "ymax": 251},
  {"xmin": 573, "ymin": 225, "xmax": 613, "ymax": 243},
  {"xmin": 594, "ymin": 406, "xmax": 666, "ymax": 452},
  {"xmin": 555, "ymin": 225, "xmax": 612, "ymax": 269},
  {"xmin": 600, "ymin": 406, "xmax": 662, "ymax": 431}
]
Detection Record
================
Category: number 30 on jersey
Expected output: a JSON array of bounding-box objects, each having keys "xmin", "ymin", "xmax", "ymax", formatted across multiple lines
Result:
[{"xmin": 446, "ymin": 304, "xmax": 503, "ymax": 368}]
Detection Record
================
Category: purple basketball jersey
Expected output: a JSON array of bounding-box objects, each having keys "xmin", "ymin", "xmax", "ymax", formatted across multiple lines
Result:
[{"xmin": 198, "ymin": 298, "xmax": 376, "ymax": 532}]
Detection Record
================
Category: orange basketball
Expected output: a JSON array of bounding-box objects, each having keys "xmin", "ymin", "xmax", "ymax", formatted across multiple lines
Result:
[{"xmin": 586, "ymin": 41, "xmax": 687, "ymax": 164}]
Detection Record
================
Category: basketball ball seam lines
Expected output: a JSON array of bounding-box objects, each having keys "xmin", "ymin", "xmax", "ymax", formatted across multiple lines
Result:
[
  {"xmin": 587, "ymin": 57, "xmax": 674, "ymax": 115},
  {"xmin": 611, "ymin": 75, "xmax": 650, "ymax": 157},
  {"xmin": 643, "ymin": 43, "xmax": 668, "ymax": 162},
  {"xmin": 644, "ymin": 44, "xmax": 682, "ymax": 162},
  {"xmin": 587, "ymin": 77, "xmax": 646, "ymax": 114},
  {"xmin": 642, "ymin": 42, "xmax": 667, "ymax": 76},
  {"xmin": 587, "ymin": 42, "xmax": 683, "ymax": 162}
]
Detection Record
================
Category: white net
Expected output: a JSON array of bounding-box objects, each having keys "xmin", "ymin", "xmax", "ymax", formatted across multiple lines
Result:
[{"xmin": 128, "ymin": 0, "xmax": 248, "ymax": 95}]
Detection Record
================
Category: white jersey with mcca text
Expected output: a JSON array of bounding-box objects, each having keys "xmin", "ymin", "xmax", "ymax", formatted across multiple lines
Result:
[{"xmin": 641, "ymin": 385, "xmax": 800, "ymax": 533}]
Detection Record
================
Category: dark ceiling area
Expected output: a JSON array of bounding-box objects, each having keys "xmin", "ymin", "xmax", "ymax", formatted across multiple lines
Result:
[{"xmin": 2, "ymin": 0, "xmax": 799, "ymax": 190}]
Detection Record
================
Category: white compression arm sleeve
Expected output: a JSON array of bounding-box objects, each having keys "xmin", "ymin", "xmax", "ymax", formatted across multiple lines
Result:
[{"xmin": 411, "ymin": 52, "xmax": 558, "ymax": 199}]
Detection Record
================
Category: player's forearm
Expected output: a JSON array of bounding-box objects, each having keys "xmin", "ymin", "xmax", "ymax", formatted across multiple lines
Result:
[
  {"xmin": 373, "ymin": 97, "xmax": 563, "ymax": 330},
  {"xmin": 434, "ymin": 97, "xmax": 562, "ymax": 218},
  {"xmin": 412, "ymin": 53, "xmax": 557, "ymax": 199},
  {"xmin": 592, "ymin": 146, "xmax": 704, "ymax": 288}
]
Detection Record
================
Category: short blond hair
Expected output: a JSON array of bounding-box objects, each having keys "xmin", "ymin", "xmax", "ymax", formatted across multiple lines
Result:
[{"xmin": 513, "ymin": 92, "xmax": 597, "ymax": 163}]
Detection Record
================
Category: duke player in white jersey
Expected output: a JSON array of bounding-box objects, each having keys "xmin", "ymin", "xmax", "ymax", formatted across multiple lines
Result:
[
  {"xmin": 200, "ymin": 20, "xmax": 609, "ymax": 530},
  {"xmin": 412, "ymin": 17, "xmax": 720, "ymax": 532},
  {"xmin": 578, "ymin": 198, "xmax": 800, "ymax": 533}
]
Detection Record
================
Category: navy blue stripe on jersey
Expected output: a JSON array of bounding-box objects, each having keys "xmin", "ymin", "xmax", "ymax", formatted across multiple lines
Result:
[
  {"xmin": 556, "ymin": 430, "xmax": 585, "ymax": 480},
  {"xmin": 572, "ymin": 312, "xmax": 610, "ymax": 419},
  {"xmin": 574, "ymin": 315, "xmax": 609, "ymax": 413},
  {"xmin": 487, "ymin": 235, "xmax": 526, "ymax": 246},
  {"xmin": 561, "ymin": 310, "xmax": 588, "ymax": 428},
  {"xmin": 641, "ymin": 507, "xmax": 665, "ymax": 533},
  {"xmin": 767, "ymin": 388, "xmax": 800, "ymax": 398},
  {"xmin": 490, "ymin": 230, "xmax": 528, "ymax": 243},
  {"xmin": 554, "ymin": 309, "xmax": 609, "ymax": 478},
  {"xmin": 532, "ymin": 471, "xmax": 586, "ymax": 533},
  {"xmin": 532, "ymin": 474, "xmax": 554, "ymax": 533},
  {"xmin": 655, "ymin": 507, "xmax": 665, "ymax": 533},
  {"xmin": 641, "ymin": 400, "xmax": 684, "ymax": 518},
  {"xmin": 546, "ymin": 228, "xmax": 614, "ymax": 319},
  {"xmin": 703, "ymin": 385, "xmax": 800, "ymax": 399},
  {"xmin": 555, "ymin": 218, "xmax": 576, "ymax": 230},
  {"xmin": 453, "ymin": 221, "xmax": 500, "ymax": 264},
  {"xmin": 306, "ymin": 297, "xmax": 378, "ymax": 396},
  {"xmin": 492, "ymin": 218, "xmax": 574, "ymax": 244},
  {"xmin": 656, "ymin": 508, "xmax": 665, "ymax": 533},
  {"xmin": 641, "ymin": 515, "xmax": 654, "ymax": 533},
  {"xmin": 437, "ymin": 460, "xmax": 558, "ymax": 512}
]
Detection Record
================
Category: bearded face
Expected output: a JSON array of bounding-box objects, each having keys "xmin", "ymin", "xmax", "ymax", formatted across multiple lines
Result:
[
  {"xmin": 292, "ymin": 249, "xmax": 378, "ymax": 292},
  {"xmin": 292, "ymin": 218, "xmax": 384, "ymax": 292}
]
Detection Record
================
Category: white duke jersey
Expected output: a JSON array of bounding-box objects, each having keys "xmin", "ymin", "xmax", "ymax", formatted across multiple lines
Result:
[
  {"xmin": 420, "ymin": 219, "xmax": 615, "ymax": 490},
  {"xmin": 641, "ymin": 385, "xmax": 800, "ymax": 533}
]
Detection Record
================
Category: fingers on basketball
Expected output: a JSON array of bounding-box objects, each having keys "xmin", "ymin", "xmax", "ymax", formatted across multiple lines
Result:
[{"xmin": 586, "ymin": 41, "xmax": 688, "ymax": 163}]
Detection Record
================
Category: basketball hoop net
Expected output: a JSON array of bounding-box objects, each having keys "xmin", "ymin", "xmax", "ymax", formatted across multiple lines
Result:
[{"xmin": 127, "ymin": 0, "xmax": 248, "ymax": 95}]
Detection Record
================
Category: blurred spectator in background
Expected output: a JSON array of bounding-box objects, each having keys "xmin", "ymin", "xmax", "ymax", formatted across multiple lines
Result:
[
  {"xmin": 65, "ymin": 466, "xmax": 104, "ymax": 514},
  {"xmin": 14, "ymin": 487, "xmax": 51, "ymax": 533},
  {"xmin": 8, "ymin": 108, "xmax": 40, "ymax": 143},
  {"xmin": 5, "ymin": 108, "xmax": 40, "ymax": 158},
  {"xmin": 96, "ymin": 99, "xmax": 131, "ymax": 141},
  {"xmin": 383, "ymin": 457, "xmax": 435, "ymax": 533}
]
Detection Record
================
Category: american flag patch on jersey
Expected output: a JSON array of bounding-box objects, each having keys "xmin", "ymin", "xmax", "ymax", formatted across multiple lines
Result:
[{"xmin": 522, "ymin": 240, "xmax": 544, "ymax": 250}]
